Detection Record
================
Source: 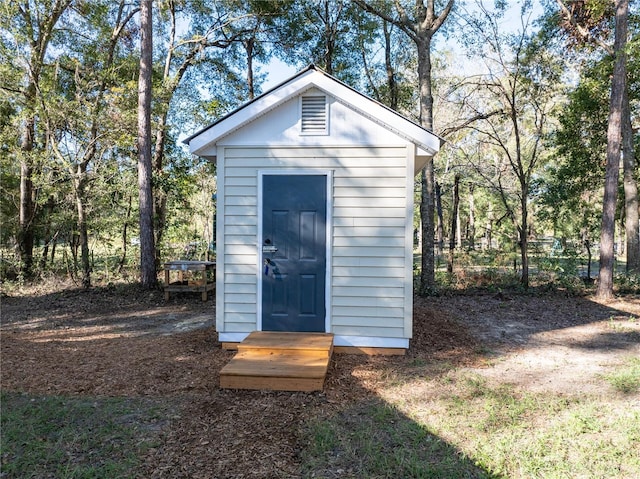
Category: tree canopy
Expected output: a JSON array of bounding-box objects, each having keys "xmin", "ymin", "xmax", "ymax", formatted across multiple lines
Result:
[{"xmin": 1, "ymin": 0, "xmax": 638, "ymax": 293}]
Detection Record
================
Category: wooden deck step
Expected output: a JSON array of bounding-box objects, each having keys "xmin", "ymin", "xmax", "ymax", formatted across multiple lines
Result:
[
  {"xmin": 220, "ymin": 332, "xmax": 334, "ymax": 392},
  {"xmin": 237, "ymin": 331, "xmax": 334, "ymax": 355}
]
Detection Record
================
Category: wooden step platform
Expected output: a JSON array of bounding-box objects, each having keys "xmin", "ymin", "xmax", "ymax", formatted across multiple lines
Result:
[{"xmin": 220, "ymin": 332, "xmax": 334, "ymax": 392}]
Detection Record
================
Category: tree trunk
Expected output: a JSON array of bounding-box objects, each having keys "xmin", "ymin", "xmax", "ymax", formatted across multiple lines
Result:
[
  {"xmin": 245, "ymin": 37, "xmax": 256, "ymax": 100},
  {"xmin": 486, "ymin": 203, "xmax": 494, "ymax": 250},
  {"xmin": 456, "ymin": 200, "xmax": 462, "ymax": 249},
  {"xmin": 468, "ymin": 184, "xmax": 475, "ymax": 250},
  {"xmin": 420, "ymin": 162, "xmax": 436, "ymax": 293},
  {"xmin": 19, "ymin": 115, "xmax": 35, "ymax": 278},
  {"xmin": 622, "ymin": 87, "xmax": 639, "ymax": 273},
  {"xmin": 417, "ymin": 36, "xmax": 436, "ymax": 295},
  {"xmin": 69, "ymin": 232, "xmax": 79, "ymax": 275},
  {"xmin": 74, "ymin": 174, "xmax": 91, "ymax": 288},
  {"xmin": 40, "ymin": 196, "xmax": 56, "ymax": 270},
  {"xmin": 383, "ymin": 20, "xmax": 398, "ymax": 110},
  {"xmin": 323, "ymin": 0, "xmax": 334, "ymax": 74},
  {"xmin": 597, "ymin": 0, "xmax": 628, "ymax": 299},
  {"xmin": 16, "ymin": 0, "xmax": 72, "ymax": 278},
  {"xmin": 353, "ymin": 0, "xmax": 454, "ymax": 295},
  {"xmin": 435, "ymin": 181, "xmax": 444, "ymax": 256},
  {"xmin": 520, "ymin": 204, "xmax": 529, "ymax": 288},
  {"xmin": 119, "ymin": 194, "xmax": 133, "ymax": 273},
  {"xmin": 137, "ymin": 0, "xmax": 157, "ymax": 288},
  {"xmin": 584, "ymin": 238, "xmax": 592, "ymax": 280},
  {"xmin": 50, "ymin": 234, "xmax": 57, "ymax": 265},
  {"xmin": 153, "ymin": 117, "xmax": 168, "ymax": 270},
  {"xmin": 447, "ymin": 174, "xmax": 460, "ymax": 274}
]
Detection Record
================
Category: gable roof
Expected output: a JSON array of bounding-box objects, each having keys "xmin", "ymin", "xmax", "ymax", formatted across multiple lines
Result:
[{"xmin": 185, "ymin": 64, "xmax": 443, "ymax": 158}]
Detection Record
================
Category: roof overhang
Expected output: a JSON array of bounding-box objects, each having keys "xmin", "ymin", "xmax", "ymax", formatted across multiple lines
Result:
[{"xmin": 185, "ymin": 65, "xmax": 444, "ymax": 160}]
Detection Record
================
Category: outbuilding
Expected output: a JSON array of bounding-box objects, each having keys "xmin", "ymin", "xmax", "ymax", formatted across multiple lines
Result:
[{"xmin": 185, "ymin": 65, "xmax": 441, "ymax": 353}]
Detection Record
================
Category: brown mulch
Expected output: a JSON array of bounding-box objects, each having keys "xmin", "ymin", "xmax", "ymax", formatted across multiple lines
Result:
[{"xmin": 2, "ymin": 281, "xmax": 636, "ymax": 477}]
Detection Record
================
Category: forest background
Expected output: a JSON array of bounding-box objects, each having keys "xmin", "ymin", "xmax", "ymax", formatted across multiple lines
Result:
[{"xmin": 1, "ymin": 0, "xmax": 638, "ymax": 297}]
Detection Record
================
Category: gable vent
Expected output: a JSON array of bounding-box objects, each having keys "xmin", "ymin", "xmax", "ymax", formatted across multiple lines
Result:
[{"xmin": 301, "ymin": 95, "xmax": 327, "ymax": 134}]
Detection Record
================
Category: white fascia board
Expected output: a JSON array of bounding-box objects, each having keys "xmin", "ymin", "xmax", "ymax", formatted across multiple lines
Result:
[{"xmin": 189, "ymin": 70, "xmax": 320, "ymax": 155}]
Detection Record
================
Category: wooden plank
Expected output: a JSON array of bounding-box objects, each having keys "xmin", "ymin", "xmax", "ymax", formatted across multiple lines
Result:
[
  {"xmin": 221, "ymin": 351, "xmax": 329, "ymax": 378},
  {"xmin": 220, "ymin": 375, "xmax": 324, "ymax": 392},
  {"xmin": 238, "ymin": 331, "xmax": 333, "ymax": 353},
  {"xmin": 219, "ymin": 332, "xmax": 334, "ymax": 392},
  {"xmin": 164, "ymin": 260, "xmax": 215, "ymax": 271}
]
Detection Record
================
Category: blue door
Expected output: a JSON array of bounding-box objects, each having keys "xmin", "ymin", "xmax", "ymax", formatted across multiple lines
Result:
[{"xmin": 262, "ymin": 175, "xmax": 327, "ymax": 332}]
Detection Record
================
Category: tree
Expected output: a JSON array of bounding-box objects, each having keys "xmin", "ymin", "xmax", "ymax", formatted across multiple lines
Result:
[
  {"xmin": 451, "ymin": 2, "xmax": 561, "ymax": 287},
  {"xmin": 273, "ymin": 0, "xmax": 375, "ymax": 86},
  {"xmin": 553, "ymin": 0, "xmax": 637, "ymax": 293},
  {"xmin": 137, "ymin": 0, "xmax": 156, "ymax": 288},
  {"xmin": 43, "ymin": 1, "xmax": 140, "ymax": 287},
  {"xmin": 355, "ymin": 0, "xmax": 454, "ymax": 295},
  {"xmin": 597, "ymin": 0, "xmax": 629, "ymax": 298},
  {"xmin": 3, "ymin": 0, "xmax": 73, "ymax": 278},
  {"xmin": 447, "ymin": 173, "xmax": 460, "ymax": 273},
  {"xmin": 359, "ymin": 14, "xmax": 418, "ymax": 115},
  {"xmin": 151, "ymin": 0, "xmax": 267, "ymax": 266}
]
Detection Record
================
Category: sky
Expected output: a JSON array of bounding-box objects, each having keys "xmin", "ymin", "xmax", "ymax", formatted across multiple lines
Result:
[
  {"xmin": 261, "ymin": 57, "xmax": 297, "ymax": 90},
  {"xmin": 258, "ymin": 1, "xmax": 544, "ymax": 89}
]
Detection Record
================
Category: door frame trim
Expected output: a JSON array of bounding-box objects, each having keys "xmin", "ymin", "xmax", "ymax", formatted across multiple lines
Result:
[{"xmin": 257, "ymin": 169, "xmax": 333, "ymax": 333}]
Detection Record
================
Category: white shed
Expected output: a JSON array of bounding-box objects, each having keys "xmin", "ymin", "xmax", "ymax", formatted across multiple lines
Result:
[{"xmin": 185, "ymin": 65, "xmax": 441, "ymax": 352}]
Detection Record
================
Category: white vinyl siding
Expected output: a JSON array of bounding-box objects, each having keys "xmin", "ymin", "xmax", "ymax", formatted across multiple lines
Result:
[{"xmin": 218, "ymin": 145, "xmax": 411, "ymax": 339}]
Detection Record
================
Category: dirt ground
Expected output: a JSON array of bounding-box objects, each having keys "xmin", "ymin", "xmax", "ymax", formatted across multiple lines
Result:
[{"xmin": 2, "ymin": 281, "xmax": 639, "ymax": 478}]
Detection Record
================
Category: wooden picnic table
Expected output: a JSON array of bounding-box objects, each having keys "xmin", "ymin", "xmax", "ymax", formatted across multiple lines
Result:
[{"xmin": 163, "ymin": 260, "xmax": 216, "ymax": 301}]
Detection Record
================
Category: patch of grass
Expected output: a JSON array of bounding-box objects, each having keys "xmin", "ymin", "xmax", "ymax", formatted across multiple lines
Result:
[
  {"xmin": 603, "ymin": 357, "xmax": 640, "ymax": 394},
  {"xmin": 0, "ymin": 392, "xmax": 169, "ymax": 479},
  {"xmin": 300, "ymin": 400, "xmax": 499, "ymax": 478},
  {"xmin": 302, "ymin": 376, "xmax": 640, "ymax": 479},
  {"xmin": 382, "ymin": 374, "xmax": 640, "ymax": 479}
]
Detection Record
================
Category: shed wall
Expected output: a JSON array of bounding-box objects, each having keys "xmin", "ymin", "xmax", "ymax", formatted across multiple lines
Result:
[{"xmin": 217, "ymin": 145, "xmax": 413, "ymax": 342}]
